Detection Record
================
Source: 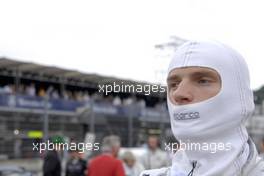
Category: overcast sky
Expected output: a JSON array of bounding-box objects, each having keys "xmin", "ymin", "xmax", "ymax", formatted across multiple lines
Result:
[{"xmin": 0, "ymin": 0, "xmax": 263, "ymax": 89}]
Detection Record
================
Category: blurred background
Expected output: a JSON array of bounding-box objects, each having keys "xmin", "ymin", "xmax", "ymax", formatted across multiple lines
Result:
[{"xmin": 0, "ymin": 0, "xmax": 264, "ymax": 176}]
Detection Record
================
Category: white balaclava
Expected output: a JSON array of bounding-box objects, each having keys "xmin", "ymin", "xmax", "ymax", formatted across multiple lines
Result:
[{"xmin": 167, "ymin": 41, "xmax": 255, "ymax": 176}]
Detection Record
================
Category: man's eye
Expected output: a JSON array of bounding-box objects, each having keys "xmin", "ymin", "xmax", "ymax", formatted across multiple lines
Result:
[
  {"xmin": 169, "ymin": 82, "xmax": 180, "ymax": 88},
  {"xmin": 198, "ymin": 79, "xmax": 211, "ymax": 84}
]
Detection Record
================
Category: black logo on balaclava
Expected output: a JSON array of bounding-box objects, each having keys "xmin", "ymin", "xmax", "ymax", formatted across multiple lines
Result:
[{"xmin": 173, "ymin": 112, "xmax": 200, "ymax": 120}]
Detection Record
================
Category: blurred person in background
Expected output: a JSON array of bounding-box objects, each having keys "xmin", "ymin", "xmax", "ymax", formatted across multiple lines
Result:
[
  {"xmin": 0, "ymin": 84, "xmax": 14, "ymax": 94},
  {"xmin": 141, "ymin": 135, "xmax": 169, "ymax": 170},
  {"xmin": 136, "ymin": 98, "xmax": 146, "ymax": 109},
  {"xmin": 26, "ymin": 83, "xmax": 36, "ymax": 96},
  {"xmin": 66, "ymin": 149, "xmax": 87, "ymax": 176},
  {"xmin": 51, "ymin": 89, "xmax": 60, "ymax": 99},
  {"xmin": 4, "ymin": 84, "xmax": 13, "ymax": 94},
  {"xmin": 83, "ymin": 91, "xmax": 90, "ymax": 102},
  {"xmin": 140, "ymin": 41, "xmax": 264, "ymax": 176},
  {"xmin": 260, "ymin": 137, "xmax": 264, "ymax": 159},
  {"xmin": 122, "ymin": 151, "xmax": 144, "ymax": 176},
  {"xmin": 38, "ymin": 86, "xmax": 46, "ymax": 97},
  {"xmin": 87, "ymin": 135, "xmax": 125, "ymax": 176},
  {"xmin": 18, "ymin": 84, "xmax": 26, "ymax": 94},
  {"xmin": 123, "ymin": 96, "xmax": 135, "ymax": 106},
  {"xmin": 62, "ymin": 90, "xmax": 69, "ymax": 100},
  {"xmin": 164, "ymin": 136, "xmax": 180, "ymax": 166},
  {"xmin": 113, "ymin": 95, "xmax": 122, "ymax": 106},
  {"xmin": 43, "ymin": 136, "xmax": 62, "ymax": 176}
]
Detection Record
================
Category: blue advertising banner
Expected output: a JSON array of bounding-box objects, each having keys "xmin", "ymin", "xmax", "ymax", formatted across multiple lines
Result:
[
  {"xmin": 0, "ymin": 94, "xmax": 85, "ymax": 112},
  {"xmin": 0, "ymin": 94, "xmax": 168, "ymax": 120}
]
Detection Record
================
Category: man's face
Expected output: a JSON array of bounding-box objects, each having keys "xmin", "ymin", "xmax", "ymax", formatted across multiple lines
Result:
[
  {"xmin": 70, "ymin": 151, "xmax": 79, "ymax": 159},
  {"xmin": 167, "ymin": 66, "xmax": 221, "ymax": 105},
  {"xmin": 126, "ymin": 159, "xmax": 135, "ymax": 168},
  {"xmin": 148, "ymin": 136, "xmax": 158, "ymax": 150}
]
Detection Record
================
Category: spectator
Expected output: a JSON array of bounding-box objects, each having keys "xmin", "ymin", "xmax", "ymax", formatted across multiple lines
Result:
[
  {"xmin": 113, "ymin": 96, "xmax": 122, "ymax": 106},
  {"xmin": 74, "ymin": 91, "xmax": 83, "ymax": 101},
  {"xmin": 104, "ymin": 95, "xmax": 114, "ymax": 105},
  {"xmin": 141, "ymin": 135, "xmax": 169, "ymax": 170},
  {"xmin": 18, "ymin": 84, "xmax": 26, "ymax": 94},
  {"xmin": 3, "ymin": 84, "xmax": 13, "ymax": 94},
  {"xmin": 67, "ymin": 91, "xmax": 74, "ymax": 100},
  {"xmin": 62, "ymin": 90, "xmax": 69, "ymax": 100},
  {"xmin": 123, "ymin": 97, "xmax": 134, "ymax": 106},
  {"xmin": 66, "ymin": 150, "xmax": 87, "ymax": 176},
  {"xmin": 26, "ymin": 83, "xmax": 36, "ymax": 96},
  {"xmin": 46, "ymin": 86, "xmax": 54, "ymax": 98},
  {"xmin": 38, "ymin": 87, "xmax": 46, "ymax": 97},
  {"xmin": 122, "ymin": 151, "xmax": 144, "ymax": 176},
  {"xmin": 91, "ymin": 93, "xmax": 103, "ymax": 103},
  {"xmin": 136, "ymin": 98, "xmax": 146, "ymax": 108},
  {"xmin": 87, "ymin": 135, "xmax": 125, "ymax": 176},
  {"xmin": 83, "ymin": 91, "xmax": 90, "ymax": 102},
  {"xmin": 43, "ymin": 137, "xmax": 62, "ymax": 176},
  {"xmin": 51, "ymin": 90, "xmax": 60, "ymax": 99}
]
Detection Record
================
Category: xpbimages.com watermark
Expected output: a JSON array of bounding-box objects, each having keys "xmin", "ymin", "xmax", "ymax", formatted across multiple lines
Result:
[
  {"xmin": 164, "ymin": 140, "xmax": 232, "ymax": 154},
  {"xmin": 32, "ymin": 140, "xmax": 100, "ymax": 153},
  {"xmin": 98, "ymin": 81, "xmax": 166, "ymax": 95}
]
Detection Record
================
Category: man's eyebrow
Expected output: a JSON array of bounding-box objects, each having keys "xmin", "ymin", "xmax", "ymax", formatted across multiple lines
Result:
[
  {"xmin": 190, "ymin": 71, "xmax": 219, "ymax": 78},
  {"xmin": 167, "ymin": 75, "xmax": 180, "ymax": 82},
  {"xmin": 167, "ymin": 70, "xmax": 219, "ymax": 82}
]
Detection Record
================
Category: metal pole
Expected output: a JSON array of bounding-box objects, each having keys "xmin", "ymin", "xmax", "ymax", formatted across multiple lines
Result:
[
  {"xmin": 60, "ymin": 77, "xmax": 65, "ymax": 98},
  {"xmin": 43, "ymin": 95, "xmax": 49, "ymax": 142},
  {"xmin": 128, "ymin": 105, "xmax": 134, "ymax": 147},
  {"xmin": 89, "ymin": 100, "xmax": 95, "ymax": 133},
  {"xmin": 14, "ymin": 67, "xmax": 21, "ymax": 158},
  {"xmin": 15, "ymin": 67, "xmax": 20, "ymax": 94}
]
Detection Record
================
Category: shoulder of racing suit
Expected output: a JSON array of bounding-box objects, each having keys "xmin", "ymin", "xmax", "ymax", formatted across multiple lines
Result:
[{"xmin": 139, "ymin": 167, "xmax": 171, "ymax": 176}]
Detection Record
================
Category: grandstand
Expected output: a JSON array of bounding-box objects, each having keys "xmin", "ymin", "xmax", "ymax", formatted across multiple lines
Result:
[{"xmin": 0, "ymin": 58, "xmax": 170, "ymax": 159}]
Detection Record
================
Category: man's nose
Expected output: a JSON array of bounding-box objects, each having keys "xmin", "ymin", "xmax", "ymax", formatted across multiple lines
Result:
[{"xmin": 172, "ymin": 81, "xmax": 194, "ymax": 105}]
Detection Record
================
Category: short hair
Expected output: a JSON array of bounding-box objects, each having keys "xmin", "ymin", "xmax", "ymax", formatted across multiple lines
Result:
[
  {"xmin": 148, "ymin": 135, "xmax": 159, "ymax": 143},
  {"xmin": 148, "ymin": 135, "xmax": 159, "ymax": 140},
  {"xmin": 122, "ymin": 151, "xmax": 136, "ymax": 162},
  {"xmin": 101, "ymin": 135, "xmax": 121, "ymax": 152}
]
